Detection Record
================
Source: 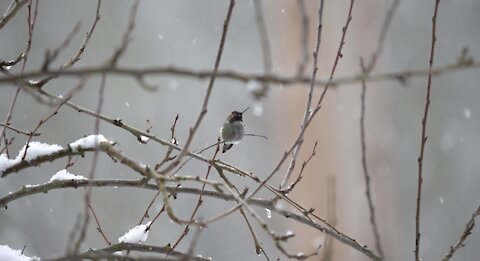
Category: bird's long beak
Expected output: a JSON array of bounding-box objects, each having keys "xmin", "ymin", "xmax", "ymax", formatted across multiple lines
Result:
[{"xmin": 241, "ymin": 107, "xmax": 250, "ymax": 114}]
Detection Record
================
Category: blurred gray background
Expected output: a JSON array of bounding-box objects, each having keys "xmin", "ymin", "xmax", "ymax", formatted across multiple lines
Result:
[{"xmin": 1, "ymin": 0, "xmax": 479, "ymax": 260}]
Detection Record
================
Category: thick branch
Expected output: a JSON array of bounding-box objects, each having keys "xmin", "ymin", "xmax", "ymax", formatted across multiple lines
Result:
[
  {"xmin": 0, "ymin": 59, "xmax": 478, "ymax": 87},
  {"xmin": 46, "ymin": 242, "xmax": 210, "ymax": 261}
]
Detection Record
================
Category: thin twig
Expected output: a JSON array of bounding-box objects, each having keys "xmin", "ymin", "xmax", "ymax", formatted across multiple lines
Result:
[
  {"xmin": 0, "ymin": 0, "xmax": 29, "ymax": 30},
  {"xmin": 42, "ymin": 22, "xmax": 82, "ymax": 70},
  {"xmin": 252, "ymin": 0, "xmax": 273, "ymax": 99},
  {"xmin": 415, "ymin": 1, "xmax": 440, "ymax": 260},
  {"xmin": 280, "ymin": 0, "xmax": 325, "ymax": 189},
  {"xmin": 158, "ymin": 0, "xmax": 235, "ymax": 175},
  {"xmin": 0, "ymin": 122, "xmax": 39, "ymax": 136},
  {"xmin": 356, "ymin": 1, "xmax": 401, "ymax": 256},
  {"xmin": 0, "ymin": 0, "xmax": 39, "ymax": 154},
  {"xmin": 72, "ymin": 73, "xmax": 106, "ymax": 254},
  {"xmin": 296, "ymin": 0, "xmax": 310, "ymax": 77},
  {"xmin": 282, "ymin": 141, "xmax": 317, "ymax": 194},
  {"xmin": 35, "ymin": 0, "xmax": 102, "ymax": 87},
  {"xmin": 356, "ymin": 1, "xmax": 400, "ymax": 257},
  {"xmin": 365, "ymin": 0, "xmax": 401, "ymax": 72},
  {"xmin": 359, "ymin": 58, "xmax": 384, "ymax": 258},
  {"xmin": 88, "ymin": 203, "xmax": 112, "ymax": 246},
  {"xmin": 322, "ymin": 176, "xmax": 337, "ymax": 261},
  {"xmin": 317, "ymin": 0, "xmax": 355, "ymax": 107},
  {"xmin": 442, "ymin": 206, "xmax": 480, "ymax": 261},
  {"xmin": 169, "ymin": 139, "xmax": 221, "ymax": 252},
  {"xmin": 21, "ymin": 76, "xmax": 88, "ymax": 160},
  {"xmin": 155, "ymin": 115, "xmax": 179, "ymax": 170},
  {"xmin": 63, "ymin": 0, "xmax": 102, "ymax": 69},
  {"xmin": 108, "ymin": 0, "xmax": 139, "ymax": 66},
  {"xmin": 214, "ymin": 166, "xmax": 320, "ymax": 260}
]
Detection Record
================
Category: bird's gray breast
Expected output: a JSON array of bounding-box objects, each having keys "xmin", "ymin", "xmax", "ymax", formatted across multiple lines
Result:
[{"xmin": 221, "ymin": 121, "xmax": 245, "ymax": 144}]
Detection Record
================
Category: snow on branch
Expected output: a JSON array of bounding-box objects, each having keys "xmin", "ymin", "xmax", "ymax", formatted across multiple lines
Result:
[
  {"xmin": 118, "ymin": 222, "xmax": 152, "ymax": 244},
  {"xmin": 0, "ymin": 245, "xmax": 38, "ymax": 261}
]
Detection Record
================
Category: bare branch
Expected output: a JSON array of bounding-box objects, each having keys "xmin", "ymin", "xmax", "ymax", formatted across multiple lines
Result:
[
  {"xmin": 0, "ymin": 0, "xmax": 29, "ymax": 30},
  {"xmin": 47, "ymin": 242, "xmax": 211, "ymax": 261},
  {"xmin": 42, "ymin": 22, "xmax": 82, "ymax": 70},
  {"xmin": 295, "ymin": 0, "xmax": 310, "ymax": 77},
  {"xmin": 359, "ymin": 58, "xmax": 384, "ymax": 258},
  {"xmin": 169, "ymin": 139, "xmax": 221, "ymax": 252},
  {"xmin": 415, "ymin": 1, "xmax": 441, "ymax": 260},
  {"xmin": 321, "ymin": 176, "xmax": 338, "ymax": 261},
  {"xmin": 282, "ymin": 141, "xmax": 317, "ymax": 194},
  {"xmin": 63, "ymin": 0, "xmax": 102, "ymax": 69},
  {"xmin": 365, "ymin": 0, "xmax": 401, "ymax": 72},
  {"xmin": 252, "ymin": 0, "xmax": 273, "ymax": 99},
  {"xmin": 73, "ymin": 73, "xmax": 107, "ymax": 254},
  {"xmin": 0, "ymin": 179, "xmax": 268, "ymax": 210},
  {"xmin": 0, "ymin": 0, "xmax": 39, "ymax": 154},
  {"xmin": 158, "ymin": 0, "xmax": 235, "ymax": 176},
  {"xmin": 0, "ymin": 122, "xmax": 39, "ymax": 136},
  {"xmin": 442, "ymin": 206, "xmax": 480, "ymax": 261},
  {"xmin": 34, "ymin": 0, "xmax": 102, "ymax": 87},
  {"xmin": 88, "ymin": 203, "xmax": 112, "ymax": 246},
  {"xmin": 108, "ymin": 0, "xmax": 139, "ymax": 66},
  {"xmin": 280, "ymin": 0, "xmax": 325, "ymax": 189},
  {"xmin": 1, "ymin": 58, "xmax": 479, "ymax": 88}
]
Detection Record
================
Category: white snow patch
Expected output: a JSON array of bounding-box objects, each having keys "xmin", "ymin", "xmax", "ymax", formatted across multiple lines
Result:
[
  {"xmin": 253, "ymin": 103, "xmax": 263, "ymax": 116},
  {"xmin": 313, "ymin": 235, "xmax": 325, "ymax": 248},
  {"xmin": 69, "ymin": 134, "xmax": 108, "ymax": 151},
  {"xmin": 0, "ymin": 245, "xmax": 38, "ymax": 261},
  {"xmin": 265, "ymin": 208, "xmax": 272, "ymax": 219},
  {"xmin": 464, "ymin": 108, "xmax": 471, "ymax": 119},
  {"xmin": 157, "ymin": 34, "xmax": 163, "ymax": 41},
  {"xmin": 441, "ymin": 131, "xmax": 455, "ymax": 151},
  {"xmin": 118, "ymin": 222, "xmax": 151, "ymax": 243},
  {"xmin": 275, "ymin": 200, "xmax": 286, "ymax": 211},
  {"xmin": 169, "ymin": 79, "xmax": 179, "ymax": 90},
  {"xmin": 246, "ymin": 80, "xmax": 262, "ymax": 94},
  {"xmin": 439, "ymin": 196, "xmax": 444, "ymax": 205},
  {"xmin": 0, "ymin": 154, "xmax": 11, "ymax": 172},
  {"xmin": 19, "ymin": 142, "xmax": 63, "ymax": 161},
  {"xmin": 50, "ymin": 169, "xmax": 87, "ymax": 182},
  {"xmin": 0, "ymin": 141, "xmax": 63, "ymax": 172},
  {"xmin": 140, "ymin": 136, "xmax": 150, "ymax": 143}
]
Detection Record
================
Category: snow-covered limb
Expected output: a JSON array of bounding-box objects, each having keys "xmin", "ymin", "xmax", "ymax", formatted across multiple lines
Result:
[
  {"xmin": 0, "ymin": 141, "xmax": 62, "ymax": 172},
  {"xmin": 51, "ymin": 242, "xmax": 212, "ymax": 261},
  {"xmin": 0, "ymin": 245, "xmax": 39, "ymax": 261},
  {"xmin": 1, "ymin": 135, "xmax": 112, "ymax": 177},
  {"xmin": 69, "ymin": 134, "xmax": 109, "ymax": 152},
  {"xmin": 49, "ymin": 169, "xmax": 87, "ymax": 182},
  {"xmin": 118, "ymin": 222, "xmax": 152, "ymax": 243}
]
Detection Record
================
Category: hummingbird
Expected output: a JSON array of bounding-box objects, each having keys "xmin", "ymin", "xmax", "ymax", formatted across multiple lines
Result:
[{"xmin": 220, "ymin": 108, "xmax": 248, "ymax": 153}]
